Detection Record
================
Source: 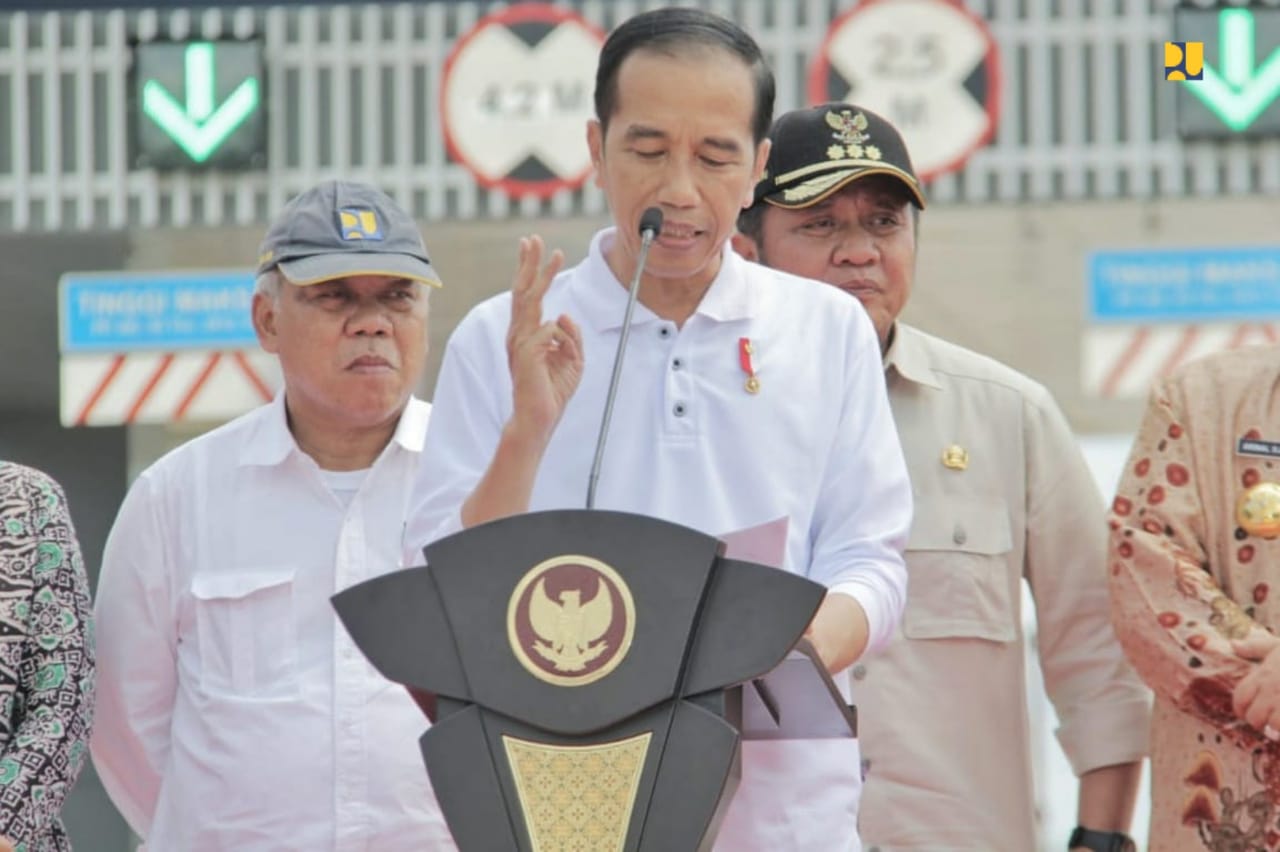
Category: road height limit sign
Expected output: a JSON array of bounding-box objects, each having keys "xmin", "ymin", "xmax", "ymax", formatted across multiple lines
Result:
[
  {"xmin": 441, "ymin": 4, "xmax": 603, "ymax": 199},
  {"xmin": 809, "ymin": 0, "xmax": 1001, "ymax": 182}
]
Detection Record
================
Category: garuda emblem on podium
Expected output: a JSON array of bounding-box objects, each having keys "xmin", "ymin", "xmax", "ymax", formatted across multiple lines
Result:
[{"xmin": 507, "ymin": 555, "xmax": 637, "ymax": 687}]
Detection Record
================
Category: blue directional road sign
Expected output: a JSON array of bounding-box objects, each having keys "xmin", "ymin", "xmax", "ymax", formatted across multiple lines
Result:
[
  {"xmin": 59, "ymin": 270, "xmax": 257, "ymax": 352},
  {"xmin": 1088, "ymin": 246, "xmax": 1280, "ymax": 324}
]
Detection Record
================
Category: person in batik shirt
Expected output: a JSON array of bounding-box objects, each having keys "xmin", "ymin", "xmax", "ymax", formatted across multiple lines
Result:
[
  {"xmin": 1110, "ymin": 347, "xmax": 1280, "ymax": 850},
  {"xmin": 0, "ymin": 462, "xmax": 95, "ymax": 851}
]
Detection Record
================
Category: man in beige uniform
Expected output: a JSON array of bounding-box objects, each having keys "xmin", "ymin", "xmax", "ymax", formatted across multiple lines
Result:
[
  {"xmin": 734, "ymin": 103, "xmax": 1151, "ymax": 852},
  {"xmin": 1109, "ymin": 347, "xmax": 1280, "ymax": 850}
]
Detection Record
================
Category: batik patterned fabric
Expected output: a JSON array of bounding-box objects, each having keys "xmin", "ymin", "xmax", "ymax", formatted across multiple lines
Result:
[
  {"xmin": 0, "ymin": 463, "xmax": 95, "ymax": 852},
  {"xmin": 1109, "ymin": 347, "xmax": 1280, "ymax": 850}
]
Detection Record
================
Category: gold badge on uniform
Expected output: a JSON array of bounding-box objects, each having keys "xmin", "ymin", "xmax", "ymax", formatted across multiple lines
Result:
[
  {"xmin": 507, "ymin": 555, "xmax": 636, "ymax": 687},
  {"xmin": 1237, "ymin": 482, "xmax": 1280, "ymax": 539},
  {"xmin": 942, "ymin": 444, "xmax": 969, "ymax": 471}
]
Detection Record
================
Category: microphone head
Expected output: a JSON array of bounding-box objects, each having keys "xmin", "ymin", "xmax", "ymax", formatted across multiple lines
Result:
[{"xmin": 638, "ymin": 207, "xmax": 664, "ymax": 238}]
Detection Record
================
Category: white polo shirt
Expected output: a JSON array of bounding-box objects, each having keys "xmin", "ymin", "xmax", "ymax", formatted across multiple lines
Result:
[{"xmin": 409, "ymin": 229, "xmax": 911, "ymax": 851}]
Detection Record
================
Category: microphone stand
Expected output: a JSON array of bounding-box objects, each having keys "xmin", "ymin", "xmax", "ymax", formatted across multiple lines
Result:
[{"xmin": 586, "ymin": 208, "xmax": 663, "ymax": 509}]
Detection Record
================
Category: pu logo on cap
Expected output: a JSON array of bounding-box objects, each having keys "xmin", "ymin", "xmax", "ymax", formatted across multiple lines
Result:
[{"xmin": 337, "ymin": 207, "xmax": 383, "ymax": 241}]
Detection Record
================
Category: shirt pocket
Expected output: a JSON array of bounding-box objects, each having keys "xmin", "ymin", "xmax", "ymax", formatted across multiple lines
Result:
[
  {"xmin": 902, "ymin": 496, "xmax": 1016, "ymax": 643},
  {"xmin": 190, "ymin": 567, "xmax": 299, "ymax": 700}
]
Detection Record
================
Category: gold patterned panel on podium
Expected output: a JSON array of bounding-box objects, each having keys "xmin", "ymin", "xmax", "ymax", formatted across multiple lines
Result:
[{"xmin": 502, "ymin": 731, "xmax": 653, "ymax": 852}]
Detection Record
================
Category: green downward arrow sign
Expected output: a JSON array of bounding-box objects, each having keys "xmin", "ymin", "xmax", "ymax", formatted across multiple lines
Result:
[
  {"xmin": 1184, "ymin": 9, "xmax": 1280, "ymax": 132},
  {"xmin": 142, "ymin": 43, "xmax": 261, "ymax": 163}
]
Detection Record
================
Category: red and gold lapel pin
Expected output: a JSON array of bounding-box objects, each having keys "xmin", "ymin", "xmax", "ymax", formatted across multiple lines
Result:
[{"xmin": 739, "ymin": 337, "xmax": 760, "ymax": 394}]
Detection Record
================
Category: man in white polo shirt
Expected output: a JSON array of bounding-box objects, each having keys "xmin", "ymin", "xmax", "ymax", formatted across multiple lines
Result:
[{"xmin": 408, "ymin": 9, "xmax": 911, "ymax": 851}]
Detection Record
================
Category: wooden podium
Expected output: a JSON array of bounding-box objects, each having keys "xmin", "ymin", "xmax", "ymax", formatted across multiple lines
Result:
[{"xmin": 332, "ymin": 509, "xmax": 857, "ymax": 851}]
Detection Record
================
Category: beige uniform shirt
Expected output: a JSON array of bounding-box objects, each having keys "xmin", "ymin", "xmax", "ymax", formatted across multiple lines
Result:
[
  {"xmin": 1109, "ymin": 347, "xmax": 1280, "ymax": 851},
  {"xmin": 858, "ymin": 324, "xmax": 1151, "ymax": 851}
]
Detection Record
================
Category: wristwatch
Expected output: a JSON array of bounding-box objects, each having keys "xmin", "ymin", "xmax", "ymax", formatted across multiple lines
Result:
[{"xmin": 1069, "ymin": 826, "xmax": 1136, "ymax": 852}]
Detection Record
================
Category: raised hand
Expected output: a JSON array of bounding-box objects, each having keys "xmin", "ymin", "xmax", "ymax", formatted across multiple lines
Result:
[{"xmin": 505, "ymin": 236, "xmax": 584, "ymax": 444}]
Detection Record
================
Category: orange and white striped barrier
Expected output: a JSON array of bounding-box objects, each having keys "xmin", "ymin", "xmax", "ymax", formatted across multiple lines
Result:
[
  {"xmin": 1083, "ymin": 322, "xmax": 1280, "ymax": 399},
  {"xmin": 60, "ymin": 349, "xmax": 280, "ymax": 426}
]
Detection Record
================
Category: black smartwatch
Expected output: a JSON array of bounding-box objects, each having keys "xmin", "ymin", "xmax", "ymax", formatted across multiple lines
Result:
[{"xmin": 1069, "ymin": 826, "xmax": 1136, "ymax": 852}]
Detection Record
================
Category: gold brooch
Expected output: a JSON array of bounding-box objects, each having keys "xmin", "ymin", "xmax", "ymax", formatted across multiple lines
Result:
[
  {"xmin": 942, "ymin": 445, "xmax": 968, "ymax": 471},
  {"xmin": 1238, "ymin": 482, "xmax": 1280, "ymax": 539}
]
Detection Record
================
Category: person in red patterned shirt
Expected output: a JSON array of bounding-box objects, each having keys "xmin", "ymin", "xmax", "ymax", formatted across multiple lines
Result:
[{"xmin": 1109, "ymin": 346, "xmax": 1280, "ymax": 850}]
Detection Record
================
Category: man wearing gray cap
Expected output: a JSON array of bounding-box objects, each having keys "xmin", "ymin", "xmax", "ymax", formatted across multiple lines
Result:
[
  {"xmin": 91, "ymin": 181, "xmax": 456, "ymax": 850},
  {"xmin": 734, "ymin": 104, "xmax": 1150, "ymax": 852}
]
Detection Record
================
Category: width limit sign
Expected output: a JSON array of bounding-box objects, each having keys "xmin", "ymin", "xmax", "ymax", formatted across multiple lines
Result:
[
  {"xmin": 441, "ymin": 4, "xmax": 603, "ymax": 198},
  {"xmin": 809, "ymin": 0, "xmax": 1001, "ymax": 181}
]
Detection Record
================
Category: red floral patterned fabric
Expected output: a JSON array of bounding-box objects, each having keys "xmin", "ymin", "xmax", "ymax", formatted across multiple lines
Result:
[{"xmin": 1110, "ymin": 347, "xmax": 1280, "ymax": 850}]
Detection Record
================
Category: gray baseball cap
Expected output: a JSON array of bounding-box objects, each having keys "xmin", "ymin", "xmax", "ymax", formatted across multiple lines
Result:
[{"xmin": 256, "ymin": 180, "xmax": 442, "ymax": 287}]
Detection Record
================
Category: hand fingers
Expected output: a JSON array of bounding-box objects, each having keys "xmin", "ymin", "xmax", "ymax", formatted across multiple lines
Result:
[
  {"xmin": 1239, "ymin": 672, "xmax": 1280, "ymax": 735},
  {"xmin": 518, "ymin": 320, "xmax": 572, "ymax": 356},
  {"xmin": 1234, "ymin": 631, "xmax": 1280, "ymax": 661},
  {"xmin": 530, "ymin": 247, "xmax": 565, "ymax": 305},
  {"xmin": 549, "ymin": 317, "xmax": 583, "ymax": 367},
  {"xmin": 557, "ymin": 314, "xmax": 585, "ymax": 359},
  {"xmin": 1245, "ymin": 697, "xmax": 1274, "ymax": 733},
  {"xmin": 1235, "ymin": 671, "xmax": 1262, "ymax": 719},
  {"xmin": 510, "ymin": 237, "xmax": 564, "ymax": 340},
  {"xmin": 509, "ymin": 236, "xmax": 543, "ymax": 337}
]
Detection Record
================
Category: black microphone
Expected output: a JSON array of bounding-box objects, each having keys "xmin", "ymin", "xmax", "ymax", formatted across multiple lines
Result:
[
  {"xmin": 637, "ymin": 207, "xmax": 664, "ymax": 241},
  {"xmin": 586, "ymin": 206, "xmax": 664, "ymax": 509}
]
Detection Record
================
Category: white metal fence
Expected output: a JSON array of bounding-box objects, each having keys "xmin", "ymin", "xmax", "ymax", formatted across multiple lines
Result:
[{"xmin": 0, "ymin": 0, "xmax": 1277, "ymax": 232}]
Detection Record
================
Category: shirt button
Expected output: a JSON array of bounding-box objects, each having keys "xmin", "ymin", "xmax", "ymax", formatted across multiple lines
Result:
[
  {"xmin": 953, "ymin": 525, "xmax": 967, "ymax": 545},
  {"xmin": 852, "ymin": 664, "xmax": 867, "ymax": 681},
  {"xmin": 673, "ymin": 402, "xmax": 687, "ymax": 417},
  {"xmin": 659, "ymin": 326, "xmax": 672, "ymax": 338},
  {"xmin": 672, "ymin": 358, "xmax": 683, "ymax": 370}
]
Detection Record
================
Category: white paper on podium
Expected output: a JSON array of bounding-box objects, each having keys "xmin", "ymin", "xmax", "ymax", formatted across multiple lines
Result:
[
  {"xmin": 718, "ymin": 517, "xmax": 858, "ymax": 740},
  {"xmin": 718, "ymin": 516, "xmax": 789, "ymax": 569}
]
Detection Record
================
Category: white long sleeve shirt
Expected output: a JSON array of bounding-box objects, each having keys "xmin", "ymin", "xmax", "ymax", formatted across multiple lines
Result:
[
  {"xmin": 408, "ymin": 230, "xmax": 912, "ymax": 851},
  {"xmin": 91, "ymin": 394, "xmax": 455, "ymax": 851}
]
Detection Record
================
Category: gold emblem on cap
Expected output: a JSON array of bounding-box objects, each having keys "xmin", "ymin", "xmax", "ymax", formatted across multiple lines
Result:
[
  {"xmin": 942, "ymin": 444, "xmax": 969, "ymax": 471},
  {"xmin": 507, "ymin": 555, "xmax": 636, "ymax": 687},
  {"xmin": 825, "ymin": 109, "xmax": 884, "ymax": 162},
  {"xmin": 1237, "ymin": 482, "xmax": 1280, "ymax": 539}
]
